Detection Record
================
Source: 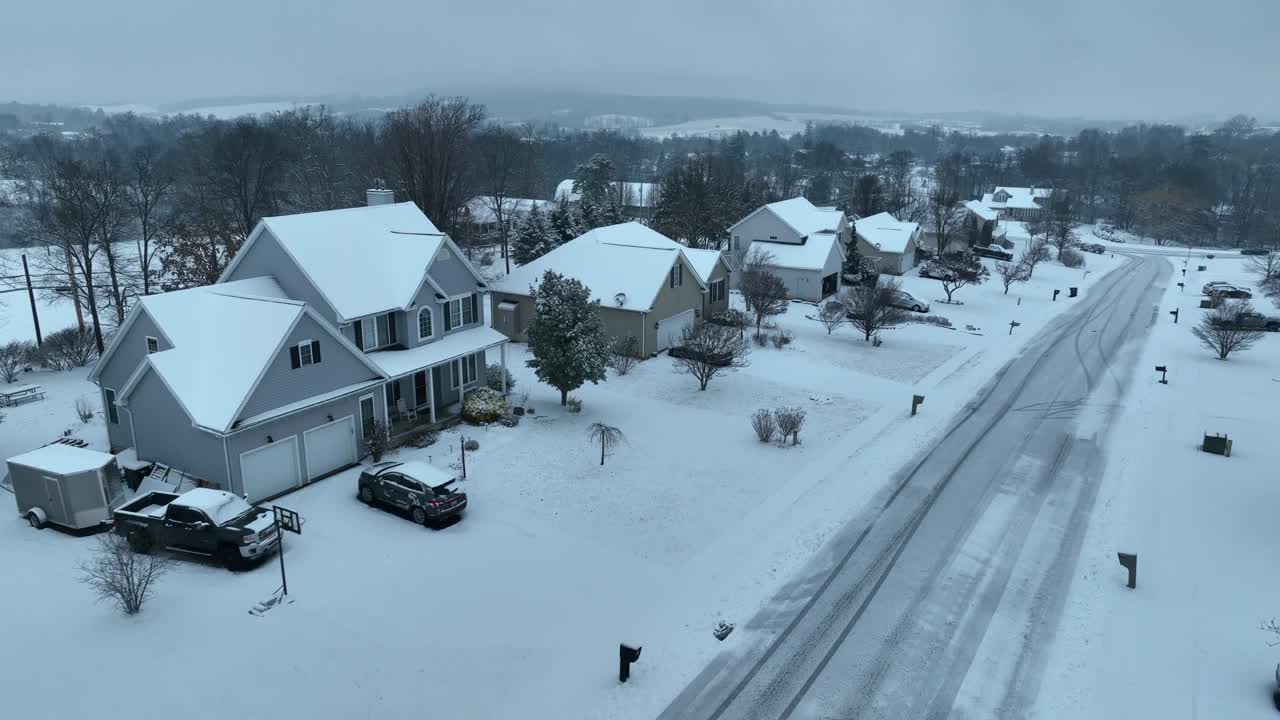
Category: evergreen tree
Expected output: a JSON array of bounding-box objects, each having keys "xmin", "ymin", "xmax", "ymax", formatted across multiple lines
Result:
[
  {"xmin": 572, "ymin": 154, "xmax": 616, "ymax": 205},
  {"xmin": 598, "ymin": 200, "xmax": 627, "ymax": 228},
  {"xmin": 525, "ymin": 270, "xmax": 611, "ymax": 405},
  {"xmin": 511, "ymin": 205, "xmax": 556, "ymax": 266},
  {"xmin": 550, "ymin": 198, "xmax": 583, "ymax": 244},
  {"xmin": 577, "ymin": 197, "xmax": 602, "ymax": 230}
]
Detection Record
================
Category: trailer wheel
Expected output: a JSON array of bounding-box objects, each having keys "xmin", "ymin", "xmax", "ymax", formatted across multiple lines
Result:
[
  {"xmin": 26, "ymin": 511, "xmax": 44, "ymax": 530},
  {"xmin": 126, "ymin": 528, "xmax": 152, "ymax": 554}
]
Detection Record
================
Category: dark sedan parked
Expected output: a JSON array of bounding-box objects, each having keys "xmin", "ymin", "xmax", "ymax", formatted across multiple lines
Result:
[
  {"xmin": 972, "ymin": 245, "xmax": 1014, "ymax": 261},
  {"xmin": 358, "ymin": 461, "xmax": 467, "ymax": 526}
]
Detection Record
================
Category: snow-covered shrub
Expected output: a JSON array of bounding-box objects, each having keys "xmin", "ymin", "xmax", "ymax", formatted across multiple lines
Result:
[
  {"xmin": 751, "ymin": 409, "xmax": 776, "ymax": 443},
  {"xmin": 74, "ymin": 396, "xmax": 95, "ymax": 423},
  {"xmin": 610, "ymin": 335, "xmax": 639, "ymax": 375},
  {"xmin": 917, "ymin": 315, "xmax": 953, "ymax": 328},
  {"xmin": 462, "ymin": 387, "xmax": 506, "ymax": 424},
  {"xmin": 366, "ymin": 421, "xmax": 390, "ymax": 462},
  {"xmin": 0, "ymin": 340, "xmax": 34, "ymax": 383},
  {"xmin": 38, "ymin": 326, "xmax": 98, "ymax": 370},
  {"xmin": 79, "ymin": 534, "xmax": 172, "ymax": 615},
  {"xmin": 408, "ymin": 429, "xmax": 439, "ymax": 449},
  {"xmin": 751, "ymin": 331, "xmax": 769, "ymax": 347},
  {"xmin": 485, "ymin": 364, "xmax": 515, "ymax": 394},
  {"xmin": 464, "ymin": 438, "xmax": 480, "ymax": 452},
  {"xmin": 1059, "ymin": 248, "xmax": 1086, "ymax": 268},
  {"xmin": 770, "ymin": 329, "xmax": 793, "ymax": 349},
  {"xmin": 566, "ymin": 395, "xmax": 583, "ymax": 414},
  {"xmin": 707, "ymin": 309, "xmax": 747, "ymax": 329},
  {"xmin": 774, "ymin": 406, "xmax": 807, "ymax": 446},
  {"xmin": 499, "ymin": 414, "xmax": 520, "ymax": 428}
]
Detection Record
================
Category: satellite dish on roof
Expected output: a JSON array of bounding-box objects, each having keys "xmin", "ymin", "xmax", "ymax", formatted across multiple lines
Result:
[{"xmin": 614, "ymin": 292, "xmax": 627, "ymax": 307}]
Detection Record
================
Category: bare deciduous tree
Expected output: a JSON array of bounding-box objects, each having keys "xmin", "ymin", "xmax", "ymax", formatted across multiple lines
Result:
[
  {"xmin": 1020, "ymin": 237, "xmax": 1051, "ymax": 278},
  {"xmin": 79, "ymin": 534, "xmax": 172, "ymax": 615},
  {"xmin": 1192, "ymin": 301, "xmax": 1266, "ymax": 359},
  {"xmin": 609, "ymin": 335, "xmax": 639, "ymax": 376},
  {"xmin": 996, "ymin": 261, "xmax": 1031, "ymax": 294},
  {"xmin": 671, "ymin": 322, "xmax": 750, "ymax": 391},
  {"xmin": 841, "ymin": 276, "xmax": 910, "ymax": 342},
  {"xmin": 125, "ymin": 143, "xmax": 173, "ymax": 296},
  {"xmin": 380, "ymin": 96, "xmax": 486, "ymax": 233},
  {"xmin": 475, "ymin": 127, "xmax": 527, "ymax": 273},
  {"xmin": 922, "ymin": 252, "xmax": 990, "ymax": 303},
  {"xmin": 586, "ymin": 422, "xmax": 626, "ymax": 466},
  {"xmin": 0, "ymin": 341, "xmax": 32, "ymax": 383},
  {"xmin": 1248, "ymin": 252, "xmax": 1280, "ymax": 301},
  {"xmin": 816, "ymin": 300, "xmax": 846, "ymax": 333},
  {"xmin": 739, "ymin": 249, "xmax": 789, "ymax": 335}
]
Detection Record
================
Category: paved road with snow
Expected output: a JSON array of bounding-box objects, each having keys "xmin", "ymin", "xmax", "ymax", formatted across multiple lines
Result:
[{"xmin": 660, "ymin": 253, "xmax": 1170, "ymax": 720}]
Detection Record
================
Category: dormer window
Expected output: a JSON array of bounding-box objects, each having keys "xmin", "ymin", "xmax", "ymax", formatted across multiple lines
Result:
[
  {"xmin": 145, "ymin": 336, "xmax": 159, "ymax": 354},
  {"xmin": 444, "ymin": 294, "xmax": 477, "ymax": 331},
  {"xmin": 353, "ymin": 312, "xmax": 397, "ymax": 351}
]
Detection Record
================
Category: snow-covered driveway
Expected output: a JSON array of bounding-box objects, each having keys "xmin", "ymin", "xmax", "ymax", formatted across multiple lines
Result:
[{"xmin": 659, "ymin": 253, "xmax": 1170, "ymax": 719}]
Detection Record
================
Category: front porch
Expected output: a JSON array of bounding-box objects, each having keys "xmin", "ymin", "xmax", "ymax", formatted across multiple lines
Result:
[{"xmin": 374, "ymin": 342, "xmax": 510, "ymax": 442}]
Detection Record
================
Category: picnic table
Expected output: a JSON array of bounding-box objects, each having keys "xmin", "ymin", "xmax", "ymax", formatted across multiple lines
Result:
[{"xmin": 0, "ymin": 384, "xmax": 45, "ymax": 406}]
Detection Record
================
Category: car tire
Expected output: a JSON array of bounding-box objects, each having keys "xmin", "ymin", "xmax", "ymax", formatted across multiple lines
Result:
[
  {"xmin": 26, "ymin": 512, "xmax": 43, "ymax": 530},
  {"xmin": 412, "ymin": 506, "xmax": 428, "ymax": 526},
  {"xmin": 359, "ymin": 485, "xmax": 375, "ymax": 505},
  {"xmin": 218, "ymin": 545, "xmax": 244, "ymax": 571},
  {"xmin": 126, "ymin": 528, "xmax": 152, "ymax": 554},
  {"xmin": 912, "ymin": 305, "xmax": 922, "ymax": 313}
]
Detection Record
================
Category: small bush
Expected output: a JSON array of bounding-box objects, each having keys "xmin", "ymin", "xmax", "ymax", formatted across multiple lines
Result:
[
  {"xmin": 38, "ymin": 326, "xmax": 98, "ymax": 370},
  {"xmin": 751, "ymin": 331, "xmax": 769, "ymax": 347},
  {"xmin": 566, "ymin": 396, "xmax": 583, "ymax": 414},
  {"xmin": 80, "ymin": 534, "xmax": 172, "ymax": 615},
  {"xmin": 464, "ymin": 438, "xmax": 480, "ymax": 452},
  {"xmin": 770, "ymin": 329, "xmax": 794, "ymax": 349},
  {"xmin": 462, "ymin": 387, "xmax": 506, "ymax": 424},
  {"xmin": 707, "ymin": 309, "xmax": 747, "ymax": 329},
  {"xmin": 499, "ymin": 414, "xmax": 520, "ymax": 428},
  {"xmin": 485, "ymin": 364, "xmax": 515, "ymax": 394},
  {"xmin": 408, "ymin": 429, "xmax": 439, "ymax": 449},
  {"xmin": 774, "ymin": 406, "xmax": 807, "ymax": 445},
  {"xmin": 366, "ymin": 421, "xmax": 390, "ymax": 462},
  {"xmin": 1059, "ymin": 248, "xmax": 1086, "ymax": 268},
  {"xmin": 610, "ymin": 335, "xmax": 639, "ymax": 375},
  {"xmin": 917, "ymin": 315, "xmax": 953, "ymax": 328},
  {"xmin": 74, "ymin": 396, "xmax": 95, "ymax": 423},
  {"xmin": 0, "ymin": 340, "xmax": 34, "ymax": 383},
  {"xmin": 751, "ymin": 408, "xmax": 777, "ymax": 443}
]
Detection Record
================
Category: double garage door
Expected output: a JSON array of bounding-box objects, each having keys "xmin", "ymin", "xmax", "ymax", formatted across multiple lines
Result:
[{"xmin": 239, "ymin": 415, "xmax": 358, "ymax": 502}]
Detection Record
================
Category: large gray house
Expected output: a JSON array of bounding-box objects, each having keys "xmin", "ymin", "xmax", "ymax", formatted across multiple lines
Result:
[
  {"xmin": 727, "ymin": 197, "xmax": 848, "ymax": 302},
  {"xmin": 91, "ymin": 197, "xmax": 508, "ymax": 502}
]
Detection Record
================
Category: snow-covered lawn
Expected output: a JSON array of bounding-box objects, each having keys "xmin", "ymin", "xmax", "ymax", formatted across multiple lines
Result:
[
  {"xmin": 1035, "ymin": 254, "xmax": 1280, "ymax": 718},
  {"xmin": 0, "ymin": 227, "xmax": 1140, "ymax": 719}
]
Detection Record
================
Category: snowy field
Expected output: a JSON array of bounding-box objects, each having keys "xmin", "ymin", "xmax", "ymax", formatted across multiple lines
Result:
[
  {"xmin": 1035, "ymin": 253, "xmax": 1280, "ymax": 719},
  {"xmin": 0, "ymin": 226, "xmax": 1141, "ymax": 719}
]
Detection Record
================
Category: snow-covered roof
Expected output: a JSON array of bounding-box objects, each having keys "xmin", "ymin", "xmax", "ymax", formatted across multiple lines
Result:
[
  {"xmin": 171, "ymin": 488, "xmax": 253, "ymax": 525},
  {"xmin": 964, "ymin": 200, "xmax": 998, "ymax": 222},
  {"xmin": 390, "ymin": 460, "xmax": 455, "ymax": 488},
  {"xmin": 855, "ymin": 212, "xmax": 920, "ymax": 255},
  {"xmin": 253, "ymin": 202, "xmax": 452, "ymax": 321},
  {"xmin": 465, "ymin": 196, "xmax": 556, "ymax": 224},
  {"xmin": 748, "ymin": 234, "xmax": 844, "ymax": 272},
  {"xmin": 764, "ymin": 197, "xmax": 845, "ymax": 237},
  {"xmin": 982, "ymin": 187, "xmax": 1052, "ymax": 210},
  {"xmin": 566, "ymin": 221, "xmax": 725, "ymax": 285},
  {"xmin": 7, "ymin": 443, "xmax": 116, "ymax": 474},
  {"xmin": 493, "ymin": 223, "xmax": 701, "ymax": 311},
  {"xmin": 682, "ymin": 249, "xmax": 725, "ymax": 286},
  {"xmin": 366, "ymin": 326, "xmax": 508, "ymax": 379},
  {"xmin": 554, "ymin": 179, "xmax": 579, "ymax": 203},
  {"xmin": 553, "ymin": 180, "xmax": 658, "ymax": 208},
  {"xmin": 234, "ymin": 379, "xmax": 385, "ymax": 429}
]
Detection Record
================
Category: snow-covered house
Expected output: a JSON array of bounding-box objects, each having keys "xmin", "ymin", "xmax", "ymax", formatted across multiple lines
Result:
[
  {"xmin": 553, "ymin": 179, "xmax": 658, "ymax": 217},
  {"xmin": 91, "ymin": 195, "xmax": 508, "ymax": 502},
  {"xmin": 464, "ymin": 196, "xmax": 556, "ymax": 236},
  {"xmin": 964, "ymin": 200, "xmax": 1007, "ymax": 247},
  {"xmin": 980, "ymin": 186, "xmax": 1055, "ymax": 221},
  {"xmin": 727, "ymin": 197, "xmax": 848, "ymax": 302},
  {"xmin": 490, "ymin": 222, "xmax": 721, "ymax": 356},
  {"xmin": 853, "ymin": 212, "xmax": 923, "ymax": 275}
]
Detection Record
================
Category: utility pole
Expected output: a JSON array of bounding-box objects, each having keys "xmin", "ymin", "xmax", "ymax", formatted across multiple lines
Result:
[{"xmin": 21, "ymin": 254, "xmax": 43, "ymax": 346}]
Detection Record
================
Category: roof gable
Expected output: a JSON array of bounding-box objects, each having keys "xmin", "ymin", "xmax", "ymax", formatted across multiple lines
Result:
[{"xmin": 764, "ymin": 197, "xmax": 845, "ymax": 237}]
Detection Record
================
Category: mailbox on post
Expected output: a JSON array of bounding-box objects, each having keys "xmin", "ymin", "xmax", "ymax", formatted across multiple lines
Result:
[
  {"xmin": 1155, "ymin": 365, "xmax": 1168, "ymax": 384},
  {"xmin": 911, "ymin": 394, "xmax": 924, "ymax": 416}
]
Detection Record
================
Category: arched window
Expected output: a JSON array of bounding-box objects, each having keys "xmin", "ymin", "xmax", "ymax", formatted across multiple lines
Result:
[{"xmin": 417, "ymin": 307, "xmax": 434, "ymax": 340}]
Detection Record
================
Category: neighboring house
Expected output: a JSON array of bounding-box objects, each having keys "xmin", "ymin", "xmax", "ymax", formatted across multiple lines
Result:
[
  {"xmin": 980, "ymin": 186, "xmax": 1055, "ymax": 221},
  {"xmin": 963, "ymin": 200, "xmax": 1008, "ymax": 248},
  {"xmin": 553, "ymin": 179, "xmax": 658, "ymax": 218},
  {"xmin": 490, "ymin": 222, "xmax": 714, "ymax": 356},
  {"xmin": 854, "ymin": 212, "xmax": 924, "ymax": 275},
  {"xmin": 91, "ymin": 194, "xmax": 508, "ymax": 503},
  {"xmin": 464, "ymin": 196, "xmax": 556, "ymax": 236},
  {"xmin": 727, "ymin": 197, "xmax": 848, "ymax": 302}
]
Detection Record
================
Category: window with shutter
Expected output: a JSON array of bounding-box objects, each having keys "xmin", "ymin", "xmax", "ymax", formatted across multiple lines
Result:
[
  {"xmin": 298, "ymin": 342, "xmax": 312, "ymax": 367},
  {"xmin": 290, "ymin": 346, "xmax": 301, "ymax": 369},
  {"xmin": 311, "ymin": 340, "xmax": 321, "ymax": 364},
  {"xmin": 447, "ymin": 299, "xmax": 462, "ymax": 330},
  {"xmin": 462, "ymin": 294, "xmax": 475, "ymax": 325},
  {"xmin": 353, "ymin": 320, "xmax": 364, "ymax": 350},
  {"xmin": 104, "ymin": 389, "xmax": 118, "ymax": 424}
]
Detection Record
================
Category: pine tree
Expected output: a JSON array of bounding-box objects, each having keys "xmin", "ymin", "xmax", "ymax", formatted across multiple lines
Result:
[
  {"xmin": 525, "ymin": 270, "xmax": 611, "ymax": 405},
  {"xmin": 598, "ymin": 200, "xmax": 627, "ymax": 228},
  {"xmin": 512, "ymin": 206, "xmax": 556, "ymax": 266},
  {"xmin": 550, "ymin": 198, "xmax": 583, "ymax": 244}
]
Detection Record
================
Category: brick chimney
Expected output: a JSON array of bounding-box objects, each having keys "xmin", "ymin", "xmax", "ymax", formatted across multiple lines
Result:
[{"xmin": 366, "ymin": 179, "xmax": 394, "ymax": 206}]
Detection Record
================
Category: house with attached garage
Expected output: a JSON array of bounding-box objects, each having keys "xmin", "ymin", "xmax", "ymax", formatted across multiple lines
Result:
[
  {"xmin": 853, "ymin": 212, "xmax": 924, "ymax": 275},
  {"xmin": 727, "ymin": 197, "xmax": 848, "ymax": 302},
  {"xmin": 980, "ymin": 186, "xmax": 1056, "ymax": 221},
  {"xmin": 91, "ymin": 194, "xmax": 508, "ymax": 502},
  {"xmin": 489, "ymin": 222, "xmax": 726, "ymax": 356}
]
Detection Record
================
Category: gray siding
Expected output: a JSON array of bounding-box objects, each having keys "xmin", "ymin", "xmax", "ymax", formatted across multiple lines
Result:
[
  {"xmin": 731, "ymin": 210, "xmax": 803, "ymax": 249},
  {"xmin": 427, "ymin": 244, "xmax": 481, "ymax": 297},
  {"xmin": 767, "ymin": 243, "xmax": 842, "ymax": 302},
  {"xmin": 128, "ymin": 371, "xmax": 229, "ymax": 488},
  {"xmin": 223, "ymin": 229, "xmax": 340, "ymax": 323},
  {"xmin": 237, "ymin": 314, "xmax": 381, "ymax": 420},
  {"xmin": 97, "ymin": 308, "xmax": 168, "ymax": 451},
  {"xmin": 225, "ymin": 390, "xmax": 383, "ymax": 496},
  {"xmin": 703, "ymin": 260, "xmax": 731, "ymax": 319}
]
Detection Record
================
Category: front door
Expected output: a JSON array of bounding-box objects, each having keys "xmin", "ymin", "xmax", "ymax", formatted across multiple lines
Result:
[
  {"xmin": 414, "ymin": 371, "xmax": 428, "ymax": 408},
  {"xmin": 359, "ymin": 394, "xmax": 376, "ymax": 440}
]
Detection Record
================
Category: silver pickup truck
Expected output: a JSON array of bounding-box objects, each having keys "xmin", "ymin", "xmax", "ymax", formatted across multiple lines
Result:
[{"xmin": 113, "ymin": 488, "xmax": 279, "ymax": 569}]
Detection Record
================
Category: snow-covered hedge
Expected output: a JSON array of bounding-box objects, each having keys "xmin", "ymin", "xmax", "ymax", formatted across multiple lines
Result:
[{"xmin": 462, "ymin": 387, "xmax": 506, "ymax": 424}]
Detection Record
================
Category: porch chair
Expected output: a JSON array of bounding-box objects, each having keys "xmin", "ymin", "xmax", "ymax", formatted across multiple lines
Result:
[{"xmin": 396, "ymin": 397, "xmax": 418, "ymax": 422}]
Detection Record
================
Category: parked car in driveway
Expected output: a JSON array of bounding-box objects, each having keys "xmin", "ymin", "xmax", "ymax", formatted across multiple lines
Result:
[
  {"xmin": 113, "ymin": 488, "xmax": 279, "ymax": 569},
  {"xmin": 358, "ymin": 461, "xmax": 467, "ymax": 526},
  {"xmin": 919, "ymin": 264, "xmax": 957, "ymax": 281},
  {"xmin": 972, "ymin": 245, "xmax": 1014, "ymax": 261},
  {"xmin": 1207, "ymin": 284, "xmax": 1252, "ymax": 299},
  {"xmin": 1202, "ymin": 281, "xmax": 1234, "ymax": 295},
  {"xmin": 1213, "ymin": 310, "xmax": 1280, "ymax": 331},
  {"xmin": 887, "ymin": 291, "xmax": 930, "ymax": 313},
  {"xmin": 1241, "ymin": 248, "xmax": 1272, "ymax": 256}
]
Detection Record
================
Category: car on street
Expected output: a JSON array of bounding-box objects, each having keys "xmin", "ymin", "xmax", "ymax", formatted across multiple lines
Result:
[
  {"xmin": 1241, "ymin": 248, "xmax": 1272, "ymax": 256},
  {"xmin": 1202, "ymin": 281, "xmax": 1234, "ymax": 295},
  {"xmin": 358, "ymin": 461, "xmax": 467, "ymax": 526},
  {"xmin": 113, "ymin": 488, "xmax": 279, "ymax": 569},
  {"xmin": 888, "ymin": 291, "xmax": 930, "ymax": 313},
  {"xmin": 919, "ymin": 263, "xmax": 957, "ymax": 281},
  {"xmin": 1081, "ymin": 243, "xmax": 1106, "ymax": 254},
  {"xmin": 972, "ymin": 245, "xmax": 1014, "ymax": 261},
  {"xmin": 1206, "ymin": 284, "xmax": 1252, "ymax": 299},
  {"xmin": 1213, "ymin": 310, "xmax": 1280, "ymax": 331}
]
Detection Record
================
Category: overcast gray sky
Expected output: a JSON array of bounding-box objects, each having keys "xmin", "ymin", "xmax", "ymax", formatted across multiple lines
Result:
[{"xmin": 3, "ymin": 0, "xmax": 1277, "ymax": 120}]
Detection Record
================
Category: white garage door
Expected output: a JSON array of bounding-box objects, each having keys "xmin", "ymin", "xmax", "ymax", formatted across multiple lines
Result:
[
  {"xmin": 657, "ymin": 309, "xmax": 696, "ymax": 351},
  {"xmin": 303, "ymin": 415, "xmax": 357, "ymax": 481},
  {"xmin": 240, "ymin": 436, "xmax": 300, "ymax": 502}
]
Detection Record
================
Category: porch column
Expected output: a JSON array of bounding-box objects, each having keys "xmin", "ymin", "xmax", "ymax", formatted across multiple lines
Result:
[
  {"xmin": 500, "ymin": 344, "xmax": 508, "ymax": 395},
  {"xmin": 427, "ymin": 367, "xmax": 436, "ymax": 424}
]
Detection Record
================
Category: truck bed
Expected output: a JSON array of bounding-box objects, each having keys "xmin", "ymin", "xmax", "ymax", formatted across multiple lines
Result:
[{"xmin": 114, "ymin": 491, "xmax": 180, "ymax": 520}]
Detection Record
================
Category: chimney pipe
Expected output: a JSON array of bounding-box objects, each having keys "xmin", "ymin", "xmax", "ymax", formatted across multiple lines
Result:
[{"xmin": 367, "ymin": 179, "xmax": 394, "ymax": 206}]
